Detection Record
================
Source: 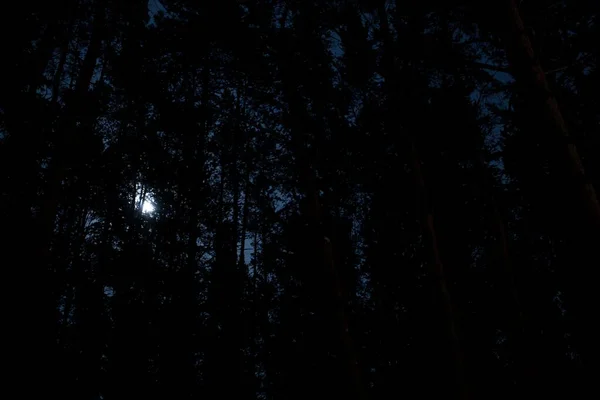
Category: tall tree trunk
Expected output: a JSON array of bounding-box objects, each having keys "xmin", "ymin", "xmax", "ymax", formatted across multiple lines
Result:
[
  {"xmin": 232, "ymin": 152, "xmax": 240, "ymax": 259},
  {"xmin": 474, "ymin": 152, "xmax": 526, "ymax": 313},
  {"xmin": 500, "ymin": 0, "xmax": 600, "ymax": 375},
  {"xmin": 186, "ymin": 63, "xmax": 209, "ymax": 281},
  {"xmin": 239, "ymin": 178, "xmax": 250, "ymax": 267},
  {"xmin": 34, "ymin": 2, "xmax": 108, "ymax": 388},
  {"xmin": 278, "ymin": 4, "xmax": 366, "ymax": 395},
  {"xmin": 29, "ymin": 21, "xmax": 60, "ymax": 95},
  {"xmin": 410, "ymin": 142, "xmax": 469, "ymax": 399},
  {"xmin": 284, "ymin": 88, "xmax": 366, "ymax": 397},
  {"xmin": 74, "ymin": 0, "xmax": 106, "ymax": 97},
  {"xmin": 377, "ymin": 3, "xmax": 468, "ymax": 397},
  {"xmin": 238, "ymin": 89, "xmax": 251, "ymax": 268},
  {"xmin": 38, "ymin": 0, "xmax": 107, "ymax": 259},
  {"xmin": 300, "ymin": 158, "xmax": 367, "ymax": 400},
  {"xmin": 51, "ymin": 1, "xmax": 78, "ymax": 104},
  {"xmin": 28, "ymin": 0, "xmax": 79, "ymax": 95},
  {"xmin": 51, "ymin": 37, "xmax": 69, "ymax": 104},
  {"xmin": 501, "ymin": 0, "xmax": 600, "ymax": 227}
]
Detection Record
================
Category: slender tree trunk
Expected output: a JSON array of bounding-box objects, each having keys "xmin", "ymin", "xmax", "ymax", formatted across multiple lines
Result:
[
  {"xmin": 300, "ymin": 159, "xmax": 367, "ymax": 400},
  {"xmin": 472, "ymin": 152, "xmax": 523, "ymax": 318},
  {"xmin": 29, "ymin": 0, "xmax": 80, "ymax": 96},
  {"xmin": 51, "ymin": 38, "xmax": 69, "ymax": 104},
  {"xmin": 410, "ymin": 142, "xmax": 469, "ymax": 399},
  {"xmin": 186, "ymin": 64, "xmax": 209, "ymax": 277},
  {"xmin": 378, "ymin": 3, "xmax": 468, "ymax": 397},
  {"xmin": 500, "ymin": 0, "xmax": 600, "ymax": 376},
  {"xmin": 480, "ymin": 163, "xmax": 543, "ymax": 394},
  {"xmin": 218, "ymin": 155, "xmax": 226, "ymax": 224},
  {"xmin": 35, "ymin": 1, "xmax": 108, "ymax": 375},
  {"xmin": 232, "ymin": 156, "xmax": 240, "ymax": 257},
  {"xmin": 501, "ymin": 0, "xmax": 600, "ymax": 228},
  {"xmin": 239, "ymin": 93, "xmax": 251, "ymax": 268},
  {"xmin": 277, "ymin": 4, "xmax": 366, "ymax": 395},
  {"xmin": 283, "ymin": 94, "xmax": 366, "ymax": 397},
  {"xmin": 74, "ymin": 0, "xmax": 106, "ymax": 97},
  {"xmin": 60, "ymin": 286, "xmax": 73, "ymax": 340},
  {"xmin": 253, "ymin": 230, "xmax": 259, "ymax": 288},
  {"xmin": 38, "ymin": 0, "xmax": 107, "ymax": 257},
  {"xmin": 51, "ymin": 2, "xmax": 78, "ymax": 104},
  {"xmin": 239, "ymin": 179, "xmax": 250, "ymax": 267},
  {"xmin": 29, "ymin": 22, "xmax": 59, "ymax": 95}
]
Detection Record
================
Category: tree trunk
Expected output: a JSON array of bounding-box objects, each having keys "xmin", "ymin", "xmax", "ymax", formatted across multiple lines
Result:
[
  {"xmin": 410, "ymin": 142, "xmax": 469, "ymax": 399},
  {"xmin": 285, "ymin": 90, "xmax": 366, "ymax": 397},
  {"xmin": 74, "ymin": 0, "xmax": 106, "ymax": 97},
  {"xmin": 34, "ymin": 1, "xmax": 108, "ymax": 379},
  {"xmin": 38, "ymin": 0, "xmax": 107, "ymax": 258},
  {"xmin": 502, "ymin": 0, "xmax": 600, "ymax": 229},
  {"xmin": 239, "ymin": 93, "xmax": 251, "ymax": 268},
  {"xmin": 277, "ymin": 4, "xmax": 366, "ymax": 395},
  {"xmin": 300, "ymin": 159, "xmax": 367, "ymax": 400},
  {"xmin": 378, "ymin": 3, "xmax": 468, "ymax": 397},
  {"xmin": 51, "ymin": 2, "xmax": 78, "ymax": 104},
  {"xmin": 232, "ymin": 153, "xmax": 240, "ymax": 259},
  {"xmin": 29, "ymin": 21, "xmax": 59, "ymax": 95},
  {"xmin": 186, "ymin": 63, "xmax": 210, "ymax": 279},
  {"xmin": 239, "ymin": 178, "xmax": 250, "ymax": 268},
  {"xmin": 51, "ymin": 38, "xmax": 69, "ymax": 104},
  {"xmin": 500, "ymin": 0, "xmax": 600, "ymax": 376}
]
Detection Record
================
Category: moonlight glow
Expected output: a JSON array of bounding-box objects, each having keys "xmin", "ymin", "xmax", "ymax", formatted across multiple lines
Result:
[
  {"xmin": 142, "ymin": 200, "xmax": 155, "ymax": 214},
  {"xmin": 135, "ymin": 187, "xmax": 156, "ymax": 214}
]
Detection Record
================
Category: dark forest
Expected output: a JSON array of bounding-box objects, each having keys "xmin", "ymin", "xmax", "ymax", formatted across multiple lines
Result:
[{"xmin": 1, "ymin": 0, "xmax": 599, "ymax": 399}]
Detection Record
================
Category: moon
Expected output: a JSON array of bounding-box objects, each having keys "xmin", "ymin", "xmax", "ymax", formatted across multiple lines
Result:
[{"xmin": 142, "ymin": 200, "xmax": 155, "ymax": 214}]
